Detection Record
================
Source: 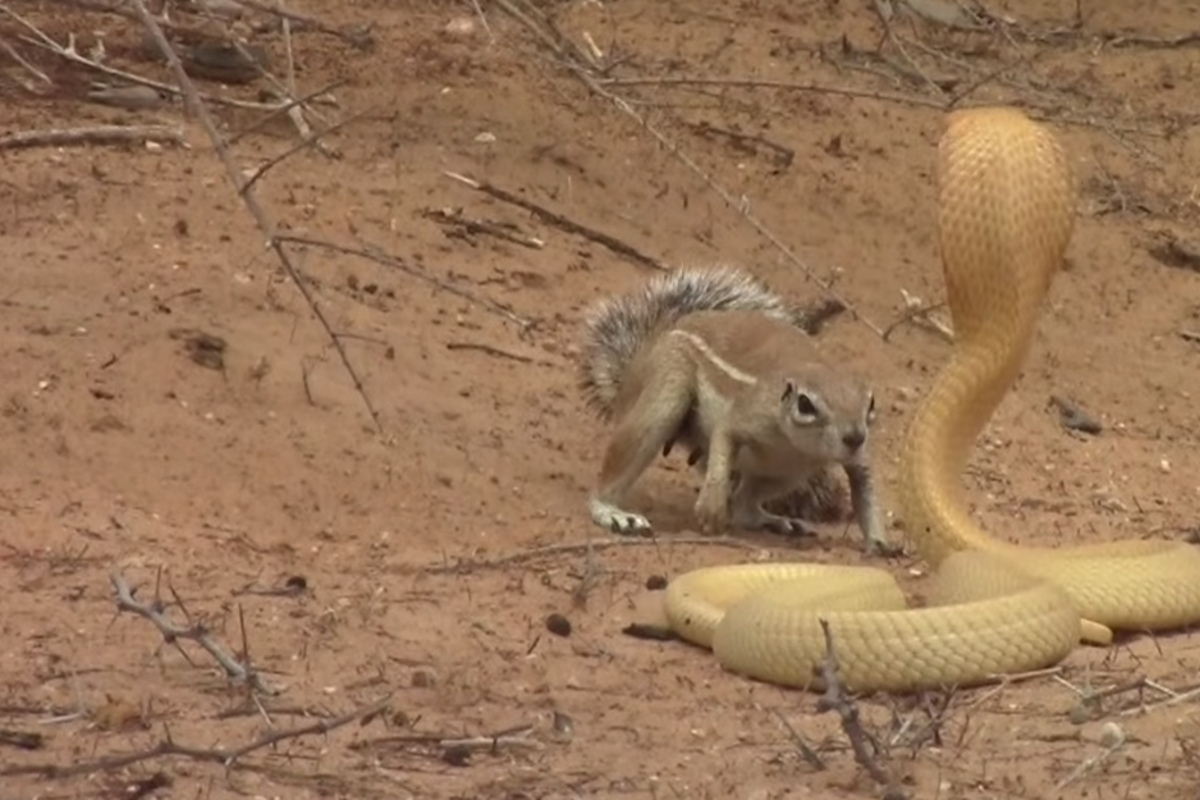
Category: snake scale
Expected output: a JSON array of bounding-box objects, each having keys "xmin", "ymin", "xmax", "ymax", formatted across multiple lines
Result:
[{"xmin": 662, "ymin": 107, "xmax": 1200, "ymax": 693}]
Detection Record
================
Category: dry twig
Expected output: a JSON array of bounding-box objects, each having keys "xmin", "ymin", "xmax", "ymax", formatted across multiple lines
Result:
[
  {"xmin": 350, "ymin": 721, "xmax": 543, "ymax": 763},
  {"xmin": 125, "ymin": 0, "xmax": 383, "ymax": 432},
  {"xmin": 275, "ymin": 233, "xmax": 533, "ymax": 328},
  {"xmin": 0, "ymin": 124, "xmax": 184, "ymax": 150},
  {"xmin": 427, "ymin": 535, "xmax": 770, "ymax": 573},
  {"xmin": 816, "ymin": 619, "xmax": 907, "ymax": 800},
  {"xmin": 445, "ymin": 341, "xmax": 538, "ymax": 363},
  {"xmin": 0, "ymin": 3, "xmax": 275, "ymax": 111},
  {"xmin": 111, "ymin": 573, "xmax": 280, "ymax": 695},
  {"xmin": 593, "ymin": 75, "xmax": 946, "ymax": 110},
  {"xmin": 0, "ymin": 31, "xmax": 51, "ymax": 87},
  {"xmin": 443, "ymin": 171, "xmax": 668, "ymax": 272},
  {"xmin": 1, "ymin": 695, "xmax": 392, "ymax": 777},
  {"xmin": 422, "ymin": 207, "xmax": 546, "ymax": 250},
  {"xmin": 883, "ymin": 290, "xmax": 955, "ymax": 342}
]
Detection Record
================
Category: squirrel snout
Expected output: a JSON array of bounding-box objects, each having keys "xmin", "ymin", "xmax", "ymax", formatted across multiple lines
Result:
[{"xmin": 842, "ymin": 428, "xmax": 866, "ymax": 450}]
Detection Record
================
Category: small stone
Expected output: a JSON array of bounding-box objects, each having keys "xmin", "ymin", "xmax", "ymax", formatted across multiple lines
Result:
[
  {"xmin": 1099, "ymin": 721, "xmax": 1126, "ymax": 748},
  {"xmin": 645, "ymin": 574, "xmax": 668, "ymax": 591},
  {"xmin": 545, "ymin": 613, "xmax": 572, "ymax": 637}
]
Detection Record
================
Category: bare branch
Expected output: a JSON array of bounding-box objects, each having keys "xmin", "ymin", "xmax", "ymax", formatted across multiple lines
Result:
[
  {"xmin": 816, "ymin": 619, "xmax": 908, "ymax": 799},
  {"xmin": 426, "ymin": 534, "xmax": 770, "ymax": 573},
  {"xmin": 0, "ymin": 694, "xmax": 392, "ymax": 777},
  {"xmin": 275, "ymin": 234, "xmax": 534, "ymax": 328},
  {"xmin": 125, "ymin": 0, "xmax": 384, "ymax": 432},
  {"xmin": 0, "ymin": 124, "xmax": 183, "ymax": 151},
  {"xmin": 110, "ymin": 573, "xmax": 281, "ymax": 695},
  {"xmin": 443, "ymin": 171, "xmax": 668, "ymax": 272}
]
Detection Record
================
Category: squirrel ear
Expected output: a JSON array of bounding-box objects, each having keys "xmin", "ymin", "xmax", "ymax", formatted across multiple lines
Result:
[{"xmin": 781, "ymin": 379, "xmax": 796, "ymax": 403}]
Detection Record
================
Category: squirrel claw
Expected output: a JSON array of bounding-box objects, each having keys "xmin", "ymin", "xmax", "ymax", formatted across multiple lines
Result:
[
  {"xmin": 590, "ymin": 498, "xmax": 654, "ymax": 537},
  {"xmin": 865, "ymin": 539, "xmax": 904, "ymax": 558},
  {"xmin": 766, "ymin": 518, "xmax": 819, "ymax": 538}
]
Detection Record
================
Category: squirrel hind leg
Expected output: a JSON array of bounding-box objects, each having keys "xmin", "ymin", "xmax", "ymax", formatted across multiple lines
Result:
[
  {"xmin": 589, "ymin": 358, "xmax": 696, "ymax": 536},
  {"xmin": 731, "ymin": 474, "xmax": 831, "ymax": 538}
]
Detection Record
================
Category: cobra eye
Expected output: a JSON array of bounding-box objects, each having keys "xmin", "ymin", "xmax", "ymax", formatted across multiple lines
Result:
[{"xmin": 795, "ymin": 393, "xmax": 818, "ymax": 417}]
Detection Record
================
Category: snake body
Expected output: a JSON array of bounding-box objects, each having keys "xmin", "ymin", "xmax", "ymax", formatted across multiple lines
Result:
[{"xmin": 662, "ymin": 107, "xmax": 1200, "ymax": 693}]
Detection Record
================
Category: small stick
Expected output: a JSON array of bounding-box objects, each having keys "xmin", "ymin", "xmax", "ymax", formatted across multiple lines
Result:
[
  {"xmin": 427, "ymin": 535, "xmax": 770, "ymax": 573},
  {"xmin": 773, "ymin": 709, "xmax": 827, "ymax": 771},
  {"xmin": 443, "ymin": 171, "xmax": 669, "ymax": 272},
  {"xmin": 351, "ymin": 722, "xmax": 540, "ymax": 754},
  {"xmin": 1050, "ymin": 395, "xmax": 1102, "ymax": 435},
  {"xmin": 1054, "ymin": 722, "xmax": 1127, "ymax": 789},
  {"xmin": 240, "ymin": 110, "xmax": 368, "ymax": 193},
  {"xmin": 467, "ymin": 0, "xmax": 495, "ymax": 43},
  {"xmin": 591, "ymin": 75, "xmax": 946, "ymax": 110},
  {"xmin": 964, "ymin": 666, "xmax": 1064, "ymax": 709},
  {"xmin": 275, "ymin": 233, "xmax": 533, "ymax": 328},
  {"xmin": 816, "ymin": 619, "xmax": 907, "ymax": 799},
  {"xmin": 884, "ymin": 290, "xmax": 954, "ymax": 342},
  {"xmin": 0, "ymin": 3, "xmax": 277, "ymax": 111},
  {"xmin": 439, "ymin": 732, "xmax": 542, "ymax": 752},
  {"xmin": 445, "ymin": 341, "xmax": 536, "ymax": 363},
  {"xmin": 422, "ymin": 207, "xmax": 546, "ymax": 249},
  {"xmin": 0, "ymin": 33, "xmax": 51, "ymax": 86},
  {"xmin": 0, "ymin": 695, "xmax": 391, "ymax": 777},
  {"xmin": 0, "ymin": 124, "xmax": 184, "ymax": 151},
  {"xmin": 688, "ymin": 120, "xmax": 795, "ymax": 167},
  {"xmin": 226, "ymin": 79, "xmax": 350, "ymax": 145},
  {"xmin": 110, "ymin": 573, "xmax": 280, "ymax": 696},
  {"xmin": 236, "ymin": 0, "xmax": 376, "ymax": 48}
]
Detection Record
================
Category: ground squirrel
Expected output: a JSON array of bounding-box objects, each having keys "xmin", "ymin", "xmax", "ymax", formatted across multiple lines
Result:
[{"xmin": 577, "ymin": 266, "xmax": 894, "ymax": 555}]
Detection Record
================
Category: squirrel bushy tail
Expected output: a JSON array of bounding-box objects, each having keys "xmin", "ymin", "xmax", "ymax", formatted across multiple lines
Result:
[{"xmin": 578, "ymin": 265, "xmax": 800, "ymax": 419}]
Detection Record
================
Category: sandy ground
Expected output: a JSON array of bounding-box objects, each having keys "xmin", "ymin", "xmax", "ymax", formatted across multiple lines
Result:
[{"xmin": 3, "ymin": 0, "xmax": 1200, "ymax": 798}]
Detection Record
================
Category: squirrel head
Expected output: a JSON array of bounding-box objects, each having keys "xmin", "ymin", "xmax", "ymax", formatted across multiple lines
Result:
[{"xmin": 778, "ymin": 375, "xmax": 876, "ymax": 467}]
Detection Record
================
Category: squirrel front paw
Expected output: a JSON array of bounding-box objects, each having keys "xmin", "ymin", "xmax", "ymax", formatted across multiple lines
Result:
[
  {"xmin": 693, "ymin": 486, "xmax": 731, "ymax": 535},
  {"xmin": 864, "ymin": 537, "xmax": 905, "ymax": 558},
  {"xmin": 589, "ymin": 497, "xmax": 654, "ymax": 536}
]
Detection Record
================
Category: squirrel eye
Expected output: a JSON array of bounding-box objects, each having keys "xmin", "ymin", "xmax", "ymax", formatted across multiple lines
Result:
[{"xmin": 795, "ymin": 393, "xmax": 818, "ymax": 417}]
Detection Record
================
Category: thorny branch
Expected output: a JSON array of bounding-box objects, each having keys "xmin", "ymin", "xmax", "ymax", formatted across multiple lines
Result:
[
  {"xmin": 1, "ymin": 695, "xmax": 393, "ymax": 777},
  {"xmin": 110, "ymin": 573, "xmax": 280, "ymax": 696},
  {"xmin": 124, "ymin": 0, "xmax": 384, "ymax": 432},
  {"xmin": 816, "ymin": 619, "xmax": 908, "ymax": 800}
]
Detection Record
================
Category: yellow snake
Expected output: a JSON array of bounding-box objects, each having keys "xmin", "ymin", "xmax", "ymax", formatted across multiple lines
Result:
[{"xmin": 662, "ymin": 106, "xmax": 1200, "ymax": 693}]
